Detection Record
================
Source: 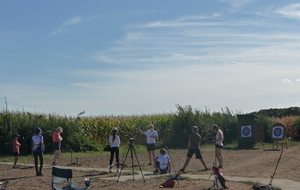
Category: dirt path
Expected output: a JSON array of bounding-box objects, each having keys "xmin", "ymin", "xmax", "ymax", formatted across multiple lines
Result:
[
  {"xmin": 1, "ymin": 161, "xmax": 299, "ymax": 190},
  {"xmin": 1, "ymin": 144, "xmax": 299, "ymax": 189}
]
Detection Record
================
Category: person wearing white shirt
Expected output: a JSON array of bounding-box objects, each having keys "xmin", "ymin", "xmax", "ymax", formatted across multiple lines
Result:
[
  {"xmin": 109, "ymin": 127, "xmax": 121, "ymax": 173},
  {"xmin": 212, "ymin": 124, "xmax": 224, "ymax": 169},
  {"xmin": 153, "ymin": 148, "xmax": 171, "ymax": 174},
  {"xmin": 139, "ymin": 124, "xmax": 158, "ymax": 166}
]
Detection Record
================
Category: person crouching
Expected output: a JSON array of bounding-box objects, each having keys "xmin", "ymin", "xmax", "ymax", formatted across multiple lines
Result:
[{"xmin": 153, "ymin": 148, "xmax": 171, "ymax": 174}]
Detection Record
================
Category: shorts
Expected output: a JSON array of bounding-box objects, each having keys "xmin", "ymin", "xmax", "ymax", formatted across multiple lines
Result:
[
  {"xmin": 155, "ymin": 161, "xmax": 168, "ymax": 174},
  {"xmin": 146, "ymin": 143, "xmax": 156, "ymax": 151},
  {"xmin": 216, "ymin": 144, "xmax": 223, "ymax": 149},
  {"xmin": 52, "ymin": 142, "xmax": 61, "ymax": 150},
  {"xmin": 186, "ymin": 149, "xmax": 203, "ymax": 159},
  {"xmin": 13, "ymin": 152, "xmax": 19, "ymax": 157}
]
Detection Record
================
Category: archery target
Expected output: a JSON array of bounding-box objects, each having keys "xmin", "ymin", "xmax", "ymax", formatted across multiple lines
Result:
[
  {"xmin": 241, "ymin": 125, "xmax": 252, "ymax": 137},
  {"xmin": 272, "ymin": 126, "xmax": 284, "ymax": 139},
  {"xmin": 271, "ymin": 123, "xmax": 287, "ymax": 141}
]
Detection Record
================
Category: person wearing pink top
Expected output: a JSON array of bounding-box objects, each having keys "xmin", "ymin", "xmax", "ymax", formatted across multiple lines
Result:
[
  {"xmin": 12, "ymin": 134, "xmax": 21, "ymax": 168},
  {"xmin": 52, "ymin": 127, "xmax": 63, "ymax": 165}
]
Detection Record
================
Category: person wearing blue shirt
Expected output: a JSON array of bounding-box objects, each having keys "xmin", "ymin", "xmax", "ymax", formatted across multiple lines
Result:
[{"xmin": 31, "ymin": 127, "xmax": 45, "ymax": 176}]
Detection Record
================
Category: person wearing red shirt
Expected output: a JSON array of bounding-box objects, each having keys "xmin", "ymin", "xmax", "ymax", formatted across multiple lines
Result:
[{"xmin": 52, "ymin": 127, "xmax": 63, "ymax": 165}]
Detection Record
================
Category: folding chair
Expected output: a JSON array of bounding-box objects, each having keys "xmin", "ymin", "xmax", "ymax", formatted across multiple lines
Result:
[
  {"xmin": 0, "ymin": 181, "xmax": 10, "ymax": 190},
  {"xmin": 51, "ymin": 167, "xmax": 92, "ymax": 190}
]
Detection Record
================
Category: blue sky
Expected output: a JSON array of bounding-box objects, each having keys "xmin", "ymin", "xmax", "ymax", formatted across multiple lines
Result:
[{"xmin": 1, "ymin": 0, "xmax": 300, "ymax": 116}]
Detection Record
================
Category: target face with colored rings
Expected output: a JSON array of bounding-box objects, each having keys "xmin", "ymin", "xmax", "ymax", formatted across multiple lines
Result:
[
  {"xmin": 242, "ymin": 127, "xmax": 251, "ymax": 136},
  {"xmin": 273, "ymin": 127, "xmax": 283, "ymax": 137},
  {"xmin": 271, "ymin": 123, "xmax": 286, "ymax": 140}
]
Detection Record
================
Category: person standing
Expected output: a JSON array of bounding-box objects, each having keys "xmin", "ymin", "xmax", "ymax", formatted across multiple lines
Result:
[
  {"xmin": 138, "ymin": 124, "xmax": 158, "ymax": 165},
  {"xmin": 212, "ymin": 124, "xmax": 224, "ymax": 168},
  {"xmin": 12, "ymin": 134, "xmax": 21, "ymax": 168},
  {"xmin": 180, "ymin": 126, "xmax": 209, "ymax": 173},
  {"xmin": 32, "ymin": 127, "xmax": 45, "ymax": 176},
  {"xmin": 108, "ymin": 127, "xmax": 121, "ymax": 173},
  {"xmin": 52, "ymin": 127, "xmax": 63, "ymax": 165}
]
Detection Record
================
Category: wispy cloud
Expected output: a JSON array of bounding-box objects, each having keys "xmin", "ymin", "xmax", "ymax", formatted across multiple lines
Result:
[
  {"xmin": 218, "ymin": 0, "xmax": 257, "ymax": 8},
  {"xmin": 61, "ymin": 59, "xmax": 300, "ymax": 115},
  {"xmin": 276, "ymin": 3, "xmax": 300, "ymax": 19},
  {"xmin": 63, "ymin": 16, "xmax": 85, "ymax": 25},
  {"xmin": 283, "ymin": 79, "xmax": 294, "ymax": 85},
  {"xmin": 142, "ymin": 14, "xmax": 223, "ymax": 28},
  {"xmin": 85, "ymin": 6, "xmax": 300, "ymax": 114},
  {"xmin": 93, "ymin": 11, "xmax": 300, "ymax": 68},
  {"xmin": 48, "ymin": 16, "xmax": 95, "ymax": 36},
  {"xmin": 48, "ymin": 29, "xmax": 65, "ymax": 36},
  {"xmin": 93, "ymin": 54, "xmax": 115, "ymax": 64}
]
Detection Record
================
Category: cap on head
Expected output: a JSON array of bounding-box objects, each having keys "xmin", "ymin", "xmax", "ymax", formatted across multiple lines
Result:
[
  {"xmin": 192, "ymin": 126, "xmax": 198, "ymax": 132},
  {"xmin": 148, "ymin": 124, "xmax": 154, "ymax": 129},
  {"xmin": 56, "ymin": 127, "xmax": 63, "ymax": 132},
  {"xmin": 14, "ymin": 134, "xmax": 20, "ymax": 137},
  {"xmin": 160, "ymin": 148, "xmax": 166, "ymax": 155},
  {"xmin": 35, "ymin": 127, "xmax": 42, "ymax": 134},
  {"xmin": 112, "ymin": 127, "xmax": 118, "ymax": 131}
]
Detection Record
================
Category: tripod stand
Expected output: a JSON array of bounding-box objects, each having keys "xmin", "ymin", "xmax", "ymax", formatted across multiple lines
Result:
[
  {"xmin": 117, "ymin": 137, "xmax": 145, "ymax": 182},
  {"xmin": 66, "ymin": 149, "xmax": 81, "ymax": 166}
]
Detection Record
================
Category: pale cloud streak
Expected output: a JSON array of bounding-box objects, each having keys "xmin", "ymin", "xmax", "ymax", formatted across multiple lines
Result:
[
  {"xmin": 218, "ymin": 0, "xmax": 258, "ymax": 8},
  {"xmin": 94, "ymin": 12, "xmax": 300, "ymax": 68},
  {"xmin": 141, "ymin": 15, "xmax": 223, "ymax": 28},
  {"xmin": 276, "ymin": 4, "xmax": 300, "ymax": 19},
  {"xmin": 283, "ymin": 79, "xmax": 294, "ymax": 85},
  {"xmin": 49, "ymin": 16, "xmax": 95, "ymax": 36},
  {"xmin": 87, "ymin": 5, "xmax": 300, "ymax": 115},
  {"xmin": 60, "ymin": 60, "xmax": 300, "ymax": 115},
  {"xmin": 48, "ymin": 29, "xmax": 65, "ymax": 36},
  {"xmin": 63, "ymin": 16, "xmax": 85, "ymax": 25}
]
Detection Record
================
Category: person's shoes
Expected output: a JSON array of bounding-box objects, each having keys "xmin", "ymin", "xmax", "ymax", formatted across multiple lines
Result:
[
  {"xmin": 179, "ymin": 169, "xmax": 185, "ymax": 173},
  {"xmin": 204, "ymin": 167, "xmax": 210, "ymax": 171},
  {"xmin": 116, "ymin": 168, "xmax": 121, "ymax": 173},
  {"xmin": 160, "ymin": 169, "xmax": 168, "ymax": 174},
  {"xmin": 12, "ymin": 166, "xmax": 19, "ymax": 169},
  {"xmin": 148, "ymin": 162, "xmax": 152, "ymax": 165},
  {"xmin": 36, "ymin": 173, "xmax": 45, "ymax": 176},
  {"xmin": 153, "ymin": 169, "xmax": 159, "ymax": 174},
  {"xmin": 218, "ymin": 165, "xmax": 223, "ymax": 169},
  {"xmin": 52, "ymin": 162, "xmax": 57, "ymax": 165},
  {"xmin": 109, "ymin": 169, "xmax": 112, "ymax": 173}
]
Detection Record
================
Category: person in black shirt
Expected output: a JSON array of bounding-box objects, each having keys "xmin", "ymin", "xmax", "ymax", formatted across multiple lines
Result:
[{"xmin": 179, "ymin": 126, "xmax": 209, "ymax": 173}]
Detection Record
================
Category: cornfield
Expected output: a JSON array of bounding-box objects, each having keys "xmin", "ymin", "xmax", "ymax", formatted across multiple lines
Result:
[{"xmin": 1, "ymin": 105, "xmax": 299, "ymax": 155}]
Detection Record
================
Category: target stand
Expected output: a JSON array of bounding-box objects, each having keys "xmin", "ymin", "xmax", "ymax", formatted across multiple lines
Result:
[{"xmin": 271, "ymin": 123, "xmax": 288, "ymax": 150}]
